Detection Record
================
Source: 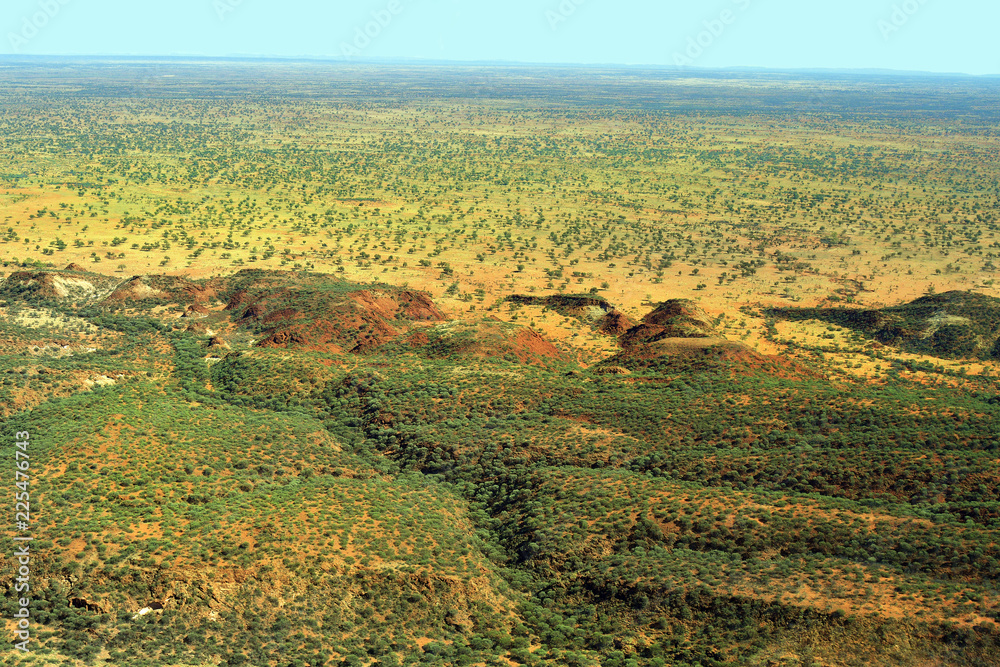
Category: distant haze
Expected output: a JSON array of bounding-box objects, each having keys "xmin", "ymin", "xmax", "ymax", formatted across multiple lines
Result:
[{"xmin": 2, "ymin": 0, "xmax": 998, "ymax": 76}]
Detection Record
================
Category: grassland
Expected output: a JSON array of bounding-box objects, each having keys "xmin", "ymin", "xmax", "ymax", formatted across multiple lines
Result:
[{"xmin": 0, "ymin": 60, "xmax": 999, "ymax": 666}]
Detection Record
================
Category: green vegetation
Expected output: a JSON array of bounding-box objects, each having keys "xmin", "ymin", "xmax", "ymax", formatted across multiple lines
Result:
[
  {"xmin": 0, "ymin": 62, "xmax": 999, "ymax": 666},
  {"xmin": 2, "ymin": 268, "xmax": 999, "ymax": 666},
  {"xmin": 768, "ymin": 291, "xmax": 1000, "ymax": 360}
]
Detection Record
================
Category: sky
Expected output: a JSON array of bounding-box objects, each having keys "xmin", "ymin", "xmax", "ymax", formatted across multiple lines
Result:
[{"xmin": 2, "ymin": 0, "xmax": 998, "ymax": 76}]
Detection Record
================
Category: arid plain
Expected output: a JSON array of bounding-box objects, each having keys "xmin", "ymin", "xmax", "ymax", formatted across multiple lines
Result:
[{"xmin": 1, "ymin": 62, "xmax": 999, "ymax": 666}]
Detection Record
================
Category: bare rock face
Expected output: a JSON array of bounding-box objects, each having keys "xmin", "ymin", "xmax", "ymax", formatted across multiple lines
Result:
[
  {"xmin": 1, "ymin": 270, "xmax": 117, "ymax": 302},
  {"xmin": 183, "ymin": 304, "xmax": 210, "ymax": 318},
  {"xmin": 207, "ymin": 336, "xmax": 230, "ymax": 350}
]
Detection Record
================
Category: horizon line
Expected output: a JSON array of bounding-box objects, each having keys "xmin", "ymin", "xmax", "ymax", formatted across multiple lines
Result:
[{"xmin": 1, "ymin": 53, "xmax": 998, "ymax": 79}]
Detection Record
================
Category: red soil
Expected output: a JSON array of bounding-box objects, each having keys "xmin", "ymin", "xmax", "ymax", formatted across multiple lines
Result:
[{"xmin": 598, "ymin": 310, "xmax": 637, "ymax": 336}]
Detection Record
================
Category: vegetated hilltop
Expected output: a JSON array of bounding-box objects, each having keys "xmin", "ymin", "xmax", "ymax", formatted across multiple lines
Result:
[
  {"xmin": 768, "ymin": 290, "xmax": 1000, "ymax": 361},
  {"xmin": 104, "ymin": 274, "xmax": 220, "ymax": 306},
  {"xmin": 2, "ymin": 269, "xmax": 1000, "ymax": 667},
  {"xmin": 394, "ymin": 318, "xmax": 567, "ymax": 368},
  {"xmin": 507, "ymin": 293, "xmax": 637, "ymax": 336},
  {"xmin": 0, "ymin": 268, "xmax": 572, "ymax": 366},
  {"xmin": 603, "ymin": 298, "xmax": 816, "ymax": 378},
  {"xmin": 0, "ymin": 265, "xmax": 122, "ymax": 303},
  {"xmin": 218, "ymin": 269, "xmax": 448, "ymax": 353}
]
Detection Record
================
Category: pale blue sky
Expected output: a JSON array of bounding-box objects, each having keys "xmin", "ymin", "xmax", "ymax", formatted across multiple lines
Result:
[{"xmin": 3, "ymin": 0, "xmax": 998, "ymax": 75}]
